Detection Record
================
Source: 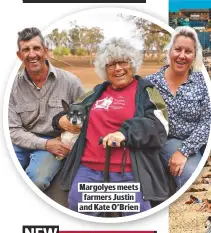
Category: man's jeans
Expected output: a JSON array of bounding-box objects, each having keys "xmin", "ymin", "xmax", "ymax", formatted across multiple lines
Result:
[
  {"xmin": 160, "ymin": 138, "xmax": 202, "ymax": 189},
  {"xmin": 13, "ymin": 138, "xmax": 63, "ymax": 191},
  {"xmin": 68, "ymin": 165, "xmax": 151, "ymax": 217}
]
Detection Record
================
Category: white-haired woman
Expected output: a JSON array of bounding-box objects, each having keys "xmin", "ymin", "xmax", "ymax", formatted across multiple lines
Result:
[
  {"xmin": 146, "ymin": 26, "xmax": 211, "ymax": 190},
  {"xmin": 52, "ymin": 37, "xmax": 169, "ymax": 216}
]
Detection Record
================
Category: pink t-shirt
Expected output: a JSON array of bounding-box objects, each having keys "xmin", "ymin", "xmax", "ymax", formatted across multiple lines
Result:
[{"xmin": 81, "ymin": 79, "xmax": 138, "ymax": 172}]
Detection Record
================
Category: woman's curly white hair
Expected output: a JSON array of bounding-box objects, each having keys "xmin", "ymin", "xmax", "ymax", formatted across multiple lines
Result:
[
  {"xmin": 94, "ymin": 37, "xmax": 143, "ymax": 80},
  {"xmin": 165, "ymin": 26, "xmax": 203, "ymax": 71}
]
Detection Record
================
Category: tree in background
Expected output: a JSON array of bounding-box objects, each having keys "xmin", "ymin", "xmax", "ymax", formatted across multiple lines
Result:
[
  {"xmin": 81, "ymin": 26, "xmax": 104, "ymax": 65},
  {"xmin": 68, "ymin": 21, "xmax": 104, "ymax": 64},
  {"xmin": 47, "ymin": 29, "xmax": 69, "ymax": 47},
  {"xmin": 119, "ymin": 14, "xmax": 171, "ymax": 63},
  {"xmin": 46, "ymin": 21, "xmax": 104, "ymax": 65}
]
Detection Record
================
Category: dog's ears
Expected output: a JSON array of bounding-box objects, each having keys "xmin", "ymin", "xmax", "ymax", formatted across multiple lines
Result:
[{"xmin": 61, "ymin": 99, "xmax": 69, "ymax": 112}]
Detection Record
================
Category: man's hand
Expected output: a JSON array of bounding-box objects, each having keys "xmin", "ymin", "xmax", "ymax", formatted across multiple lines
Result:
[
  {"xmin": 102, "ymin": 131, "xmax": 125, "ymax": 148},
  {"xmin": 45, "ymin": 138, "xmax": 71, "ymax": 158},
  {"xmin": 59, "ymin": 115, "xmax": 81, "ymax": 133},
  {"xmin": 169, "ymin": 150, "xmax": 187, "ymax": 176}
]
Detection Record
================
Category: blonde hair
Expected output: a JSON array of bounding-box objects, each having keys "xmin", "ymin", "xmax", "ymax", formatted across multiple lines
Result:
[{"xmin": 165, "ymin": 26, "xmax": 203, "ymax": 71}]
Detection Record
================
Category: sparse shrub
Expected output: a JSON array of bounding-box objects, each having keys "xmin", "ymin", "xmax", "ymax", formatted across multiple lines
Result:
[
  {"xmin": 53, "ymin": 46, "xmax": 70, "ymax": 56},
  {"xmin": 75, "ymin": 47, "xmax": 87, "ymax": 56}
]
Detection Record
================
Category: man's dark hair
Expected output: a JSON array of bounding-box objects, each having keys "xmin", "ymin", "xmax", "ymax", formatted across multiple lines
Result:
[{"xmin": 17, "ymin": 27, "xmax": 45, "ymax": 50}]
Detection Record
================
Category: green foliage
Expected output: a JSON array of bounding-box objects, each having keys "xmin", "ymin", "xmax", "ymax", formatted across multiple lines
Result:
[
  {"xmin": 120, "ymin": 14, "xmax": 171, "ymax": 63},
  {"xmin": 46, "ymin": 29, "xmax": 69, "ymax": 47},
  {"xmin": 46, "ymin": 22, "xmax": 104, "ymax": 58},
  {"xmin": 53, "ymin": 46, "xmax": 70, "ymax": 56},
  {"xmin": 68, "ymin": 22, "xmax": 104, "ymax": 55},
  {"xmin": 75, "ymin": 47, "xmax": 87, "ymax": 56}
]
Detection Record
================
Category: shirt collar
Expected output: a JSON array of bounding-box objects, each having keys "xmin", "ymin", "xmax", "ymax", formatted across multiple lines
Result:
[
  {"xmin": 47, "ymin": 60, "xmax": 58, "ymax": 79},
  {"xmin": 160, "ymin": 65, "xmax": 197, "ymax": 83}
]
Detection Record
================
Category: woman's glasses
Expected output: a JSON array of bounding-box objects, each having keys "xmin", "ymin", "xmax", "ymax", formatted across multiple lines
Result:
[{"xmin": 106, "ymin": 61, "xmax": 130, "ymax": 70}]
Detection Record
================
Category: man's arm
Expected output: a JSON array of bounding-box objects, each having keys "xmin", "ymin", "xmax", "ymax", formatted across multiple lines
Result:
[
  {"xmin": 9, "ymin": 93, "xmax": 70, "ymax": 156},
  {"xmin": 9, "ymin": 92, "xmax": 47, "ymax": 150}
]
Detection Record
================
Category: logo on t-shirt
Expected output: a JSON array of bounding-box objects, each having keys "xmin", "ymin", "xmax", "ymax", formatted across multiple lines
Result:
[{"xmin": 94, "ymin": 97, "xmax": 113, "ymax": 109}]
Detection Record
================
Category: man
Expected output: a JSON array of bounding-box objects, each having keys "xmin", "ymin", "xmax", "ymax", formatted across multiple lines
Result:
[{"xmin": 9, "ymin": 27, "xmax": 85, "ymax": 191}]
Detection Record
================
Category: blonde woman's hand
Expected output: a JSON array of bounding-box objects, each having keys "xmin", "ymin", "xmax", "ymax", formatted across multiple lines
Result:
[{"xmin": 169, "ymin": 150, "xmax": 187, "ymax": 176}]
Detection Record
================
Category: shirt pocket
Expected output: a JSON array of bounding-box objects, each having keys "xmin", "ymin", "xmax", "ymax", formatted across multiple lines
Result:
[
  {"xmin": 15, "ymin": 102, "xmax": 38, "ymax": 127},
  {"xmin": 48, "ymin": 99, "xmax": 65, "ymax": 117}
]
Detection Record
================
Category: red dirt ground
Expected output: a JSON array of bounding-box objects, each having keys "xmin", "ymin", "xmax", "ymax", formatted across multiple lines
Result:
[{"xmin": 49, "ymin": 56, "xmax": 165, "ymax": 90}]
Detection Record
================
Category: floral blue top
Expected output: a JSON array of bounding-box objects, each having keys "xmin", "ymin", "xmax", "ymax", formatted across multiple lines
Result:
[{"xmin": 146, "ymin": 65, "xmax": 211, "ymax": 157}]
